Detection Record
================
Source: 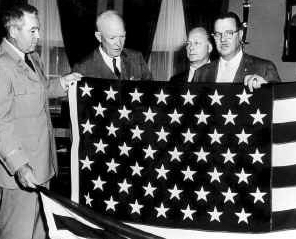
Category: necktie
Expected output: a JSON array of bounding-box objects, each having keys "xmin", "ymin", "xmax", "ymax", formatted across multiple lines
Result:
[
  {"xmin": 24, "ymin": 53, "xmax": 35, "ymax": 72},
  {"xmin": 112, "ymin": 58, "xmax": 121, "ymax": 79}
]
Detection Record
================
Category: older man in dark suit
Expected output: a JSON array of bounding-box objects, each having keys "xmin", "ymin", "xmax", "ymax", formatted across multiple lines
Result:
[
  {"xmin": 73, "ymin": 10, "xmax": 152, "ymax": 81},
  {"xmin": 193, "ymin": 12, "xmax": 281, "ymax": 90}
]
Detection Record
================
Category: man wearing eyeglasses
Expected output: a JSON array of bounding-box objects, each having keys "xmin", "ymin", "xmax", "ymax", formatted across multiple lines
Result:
[
  {"xmin": 170, "ymin": 27, "xmax": 213, "ymax": 83},
  {"xmin": 193, "ymin": 12, "xmax": 281, "ymax": 90}
]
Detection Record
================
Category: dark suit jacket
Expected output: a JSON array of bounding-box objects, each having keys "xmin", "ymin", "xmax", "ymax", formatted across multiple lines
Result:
[
  {"xmin": 193, "ymin": 53, "xmax": 281, "ymax": 83},
  {"xmin": 169, "ymin": 70, "xmax": 190, "ymax": 84},
  {"xmin": 73, "ymin": 47, "xmax": 152, "ymax": 81}
]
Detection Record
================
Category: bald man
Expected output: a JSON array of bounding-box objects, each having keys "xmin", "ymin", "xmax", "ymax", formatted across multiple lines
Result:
[
  {"xmin": 170, "ymin": 27, "xmax": 213, "ymax": 83},
  {"xmin": 73, "ymin": 10, "xmax": 152, "ymax": 81}
]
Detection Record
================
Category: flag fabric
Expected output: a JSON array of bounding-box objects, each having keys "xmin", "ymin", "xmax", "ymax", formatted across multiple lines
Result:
[
  {"xmin": 39, "ymin": 187, "xmax": 164, "ymax": 239},
  {"xmin": 68, "ymin": 78, "xmax": 296, "ymax": 238}
]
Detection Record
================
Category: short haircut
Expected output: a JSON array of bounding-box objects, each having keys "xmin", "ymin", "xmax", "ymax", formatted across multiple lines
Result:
[
  {"xmin": 1, "ymin": 3, "xmax": 38, "ymax": 37},
  {"xmin": 96, "ymin": 10, "xmax": 124, "ymax": 32},
  {"xmin": 214, "ymin": 12, "xmax": 242, "ymax": 30},
  {"xmin": 188, "ymin": 27, "xmax": 211, "ymax": 42}
]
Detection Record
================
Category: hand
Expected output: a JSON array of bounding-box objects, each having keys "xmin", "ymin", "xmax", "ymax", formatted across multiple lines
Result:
[
  {"xmin": 60, "ymin": 72, "xmax": 82, "ymax": 90},
  {"xmin": 16, "ymin": 163, "xmax": 38, "ymax": 189},
  {"xmin": 244, "ymin": 74, "xmax": 267, "ymax": 92}
]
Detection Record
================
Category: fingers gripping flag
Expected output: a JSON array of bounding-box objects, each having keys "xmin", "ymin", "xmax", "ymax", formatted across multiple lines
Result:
[{"xmin": 68, "ymin": 79, "xmax": 296, "ymax": 238}]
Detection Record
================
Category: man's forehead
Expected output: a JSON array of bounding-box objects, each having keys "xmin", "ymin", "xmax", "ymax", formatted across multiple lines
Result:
[
  {"xmin": 188, "ymin": 31, "xmax": 207, "ymax": 41},
  {"xmin": 215, "ymin": 18, "xmax": 236, "ymax": 29}
]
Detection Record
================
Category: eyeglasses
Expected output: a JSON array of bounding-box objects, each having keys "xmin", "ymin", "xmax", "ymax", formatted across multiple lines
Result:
[
  {"xmin": 211, "ymin": 30, "xmax": 239, "ymax": 40},
  {"xmin": 184, "ymin": 41, "xmax": 203, "ymax": 47}
]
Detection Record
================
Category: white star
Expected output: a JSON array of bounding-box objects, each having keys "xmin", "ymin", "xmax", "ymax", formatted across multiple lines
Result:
[
  {"xmin": 118, "ymin": 105, "xmax": 131, "ymax": 120},
  {"xmin": 129, "ymin": 88, "xmax": 143, "ymax": 102},
  {"xmin": 84, "ymin": 192, "xmax": 93, "ymax": 207},
  {"xmin": 250, "ymin": 109, "xmax": 266, "ymax": 125},
  {"xmin": 154, "ymin": 89, "xmax": 169, "ymax": 105},
  {"xmin": 208, "ymin": 167, "xmax": 223, "ymax": 183},
  {"xmin": 104, "ymin": 196, "xmax": 118, "ymax": 212},
  {"xmin": 250, "ymin": 187, "xmax": 267, "ymax": 203},
  {"xmin": 118, "ymin": 179, "xmax": 132, "ymax": 194},
  {"xmin": 181, "ymin": 166, "xmax": 196, "ymax": 181},
  {"xmin": 79, "ymin": 83, "xmax": 93, "ymax": 97},
  {"xmin": 92, "ymin": 176, "xmax": 106, "ymax": 191},
  {"xmin": 143, "ymin": 182, "xmax": 157, "ymax": 197},
  {"xmin": 143, "ymin": 107, "xmax": 157, "ymax": 122},
  {"xmin": 221, "ymin": 187, "xmax": 237, "ymax": 204},
  {"xmin": 168, "ymin": 147, "xmax": 183, "ymax": 162},
  {"xmin": 106, "ymin": 158, "xmax": 120, "ymax": 173},
  {"xmin": 208, "ymin": 129, "xmax": 223, "ymax": 144},
  {"xmin": 80, "ymin": 156, "xmax": 94, "ymax": 171},
  {"xmin": 104, "ymin": 86, "xmax": 118, "ymax": 101},
  {"xmin": 93, "ymin": 103, "xmax": 106, "ymax": 117},
  {"xmin": 94, "ymin": 139, "xmax": 108, "ymax": 154},
  {"xmin": 181, "ymin": 204, "xmax": 196, "ymax": 221},
  {"xmin": 235, "ymin": 129, "xmax": 251, "ymax": 144},
  {"xmin": 208, "ymin": 207, "xmax": 223, "ymax": 222},
  {"xmin": 208, "ymin": 90, "xmax": 223, "ymax": 105},
  {"xmin": 155, "ymin": 164, "xmax": 169, "ymax": 180},
  {"xmin": 235, "ymin": 208, "xmax": 251, "ymax": 224},
  {"xmin": 194, "ymin": 147, "xmax": 210, "ymax": 163},
  {"xmin": 168, "ymin": 184, "xmax": 183, "ymax": 200},
  {"xmin": 106, "ymin": 122, "xmax": 119, "ymax": 137},
  {"xmin": 236, "ymin": 89, "xmax": 252, "ymax": 105},
  {"xmin": 129, "ymin": 200, "xmax": 144, "ymax": 215},
  {"xmin": 222, "ymin": 109, "xmax": 238, "ymax": 125},
  {"xmin": 181, "ymin": 128, "xmax": 196, "ymax": 143},
  {"xmin": 155, "ymin": 127, "xmax": 169, "ymax": 142},
  {"xmin": 155, "ymin": 203, "xmax": 169, "ymax": 218},
  {"xmin": 81, "ymin": 119, "xmax": 95, "ymax": 134},
  {"xmin": 249, "ymin": 148, "xmax": 265, "ymax": 164},
  {"xmin": 168, "ymin": 109, "xmax": 183, "ymax": 124},
  {"xmin": 143, "ymin": 145, "xmax": 157, "ymax": 159},
  {"xmin": 181, "ymin": 90, "xmax": 196, "ymax": 105},
  {"xmin": 235, "ymin": 168, "xmax": 252, "ymax": 184},
  {"xmin": 195, "ymin": 110, "xmax": 210, "ymax": 124},
  {"xmin": 118, "ymin": 142, "xmax": 132, "ymax": 157},
  {"xmin": 195, "ymin": 186, "xmax": 210, "ymax": 202},
  {"xmin": 130, "ymin": 161, "xmax": 143, "ymax": 177},
  {"xmin": 221, "ymin": 148, "xmax": 236, "ymax": 164},
  {"xmin": 130, "ymin": 125, "xmax": 144, "ymax": 140}
]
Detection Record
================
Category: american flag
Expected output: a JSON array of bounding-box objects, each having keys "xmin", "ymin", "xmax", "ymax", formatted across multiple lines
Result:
[{"xmin": 68, "ymin": 78, "xmax": 296, "ymax": 237}]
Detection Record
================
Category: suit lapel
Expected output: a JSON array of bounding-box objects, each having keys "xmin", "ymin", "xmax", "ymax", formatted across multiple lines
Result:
[
  {"xmin": 233, "ymin": 54, "xmax": 251, "ymax": 83},
  {"xmin": 96, "ymin": 48, "xmax": 117, "ymax": 79},
  {"xmin": 121, "ymin": 50, "xmax": 131, "ymax": 80},
  {"xmin": 208, "ymin": 60, "xmax": 219, "ymax": 82}
]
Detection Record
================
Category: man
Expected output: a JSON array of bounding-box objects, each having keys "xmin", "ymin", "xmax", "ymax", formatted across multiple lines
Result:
[
  {"xmin": 0, "ymin": 4, "xmax": 81, "ymax": 239},
  {"xmin": 170, "ymin": 27, "xmax": 212, "ymax": 83},
  {"xmin": 193, "ymin": 12, "xmax": 281, "ymax": 91},
  {"xmin": 73, "ymin": 10, "xmax": 152, "ymax": 81}
]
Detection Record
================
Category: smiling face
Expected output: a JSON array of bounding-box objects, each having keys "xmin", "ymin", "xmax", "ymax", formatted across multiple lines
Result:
[
  {"xmin": 214, "ymin": 17, "xmax": 243, "ymax": 61},
  {"xmin": 10, "ymin": 12, "xmax": 40, "ymax": 53},
  {"xmin": 186, "ymin": 29, "xmax": 212, "ymax": 64},
  {"xmin": 95, "ymin": 14, "xmax": 126, "ymax": 58}
]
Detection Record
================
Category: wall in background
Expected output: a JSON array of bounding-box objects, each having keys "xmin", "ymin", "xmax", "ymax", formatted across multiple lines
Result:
[{"xmin": 229, "ymin": 0, "xmax": 295, "ymax": 82}]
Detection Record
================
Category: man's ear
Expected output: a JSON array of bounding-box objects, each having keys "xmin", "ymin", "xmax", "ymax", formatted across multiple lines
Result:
[
  {"xmin": 94, "ymin": 31, "xmax": 102, "ymax": 42},
  {"xmin": 238, "ymin": 29, "xmax": 244, "ymax": 41},
  {"xmin": 9, "ymin": 25, "xmax": 18, "ymax": 39},
  {"xmin": 208, "ymin": 42, "xmax": 213, "ymax": 54}
]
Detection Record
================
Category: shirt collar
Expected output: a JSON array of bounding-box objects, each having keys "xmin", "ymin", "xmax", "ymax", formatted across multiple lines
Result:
[
  {"xmin": 4, "ymin": 38, "xmax": 25, "ymax": 60},
  {"xmin": 220, "ymin": 50, "xmax": 243, "ymax": 67},
  {"xmin": 99, "ymin": 46, "xmax": 120, "ymax": 62}
]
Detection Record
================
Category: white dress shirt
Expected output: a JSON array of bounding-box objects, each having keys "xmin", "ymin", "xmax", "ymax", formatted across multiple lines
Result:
[
  {"xmin": 216, "ymin": 50, "xmax": 243, "ymax": 83},
  {"xmin": 99, "ymin": 47, "xmax": 121, "ymax": 73}
]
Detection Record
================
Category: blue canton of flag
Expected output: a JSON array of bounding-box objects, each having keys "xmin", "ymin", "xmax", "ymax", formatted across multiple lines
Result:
[{"xmin": 69, "ymin": 78, "xmax": 296, "ymax": 237}]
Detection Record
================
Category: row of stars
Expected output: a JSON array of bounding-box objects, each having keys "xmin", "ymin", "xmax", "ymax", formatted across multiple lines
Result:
[
  {"xmin": 86, "ymin": 104, "xmax": 266, "ymax": 125},
  {"xmin": 84, "ymin": 193, "xmax": 253, "ymax": 224},
  {"xmin": 88, "ymin": 140, "xmax": 265, "ymax": 162},
  {"xmin": 87, "ymin": 176, "xmax": 267, "ymax": 204},
  {"xmin": 80, "ymin": 84, "xmax": 255, "ymax": 106}
]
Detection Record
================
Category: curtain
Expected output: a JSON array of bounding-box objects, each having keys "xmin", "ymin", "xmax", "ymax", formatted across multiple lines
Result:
[
  {"xmin": 123, "ymin": 0, "xmax": 162, "ymax": 61},
  {"xmin": 57, "ymin": 0, "xmax": 98, "ymax": 67},
  {"xmin": 182, "ymin": 0, "xmax": 229, "ymax": 34},
  {"xmin": 28, "ymin": 0, "xmax": 70, "ymax": 78},
  {"xmin": 148, "ymin": 0, "xmax": 187, "ymax": 81}
]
